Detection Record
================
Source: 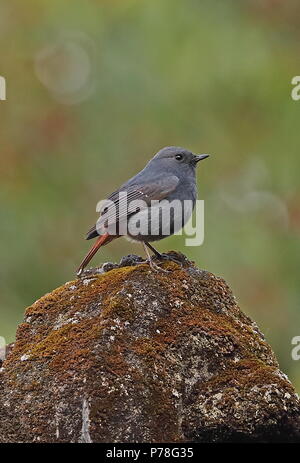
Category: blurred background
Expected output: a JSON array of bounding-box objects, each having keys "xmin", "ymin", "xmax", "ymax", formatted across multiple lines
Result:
[{"xmin": 0, "ymin": 0, "xmax": 299, "ymax": 391}]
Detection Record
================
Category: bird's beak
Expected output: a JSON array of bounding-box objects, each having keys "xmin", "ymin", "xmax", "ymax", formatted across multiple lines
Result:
[{"xmin": 194, "ymin": 154, "xmax": 210, "ymax": 163}]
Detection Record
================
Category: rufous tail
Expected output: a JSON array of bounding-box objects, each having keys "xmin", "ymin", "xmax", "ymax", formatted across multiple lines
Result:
[{"xmin": 77, "ymin": 232, "xmax": 112, "ymax": 275}]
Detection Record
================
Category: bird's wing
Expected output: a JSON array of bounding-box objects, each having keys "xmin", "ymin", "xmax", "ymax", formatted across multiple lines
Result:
[{"xmin": 86, "ymin": 175, "xmax": 179, "ymax": 239}]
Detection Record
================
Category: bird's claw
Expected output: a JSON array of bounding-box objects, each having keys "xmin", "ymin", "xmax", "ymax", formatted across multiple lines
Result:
[
  {"xmin": 156, "ymin": 253, "xmax": 184, "ymax": 267},
  {"xmin": 144, "ymin": 258, "xmax": 169, "ymax": 273}
]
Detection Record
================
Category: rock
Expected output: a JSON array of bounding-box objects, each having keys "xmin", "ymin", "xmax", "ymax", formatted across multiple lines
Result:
[
  {"xmin": 0, "ymin": 252, "xmax": 299, "ymax": 443},
  {"xmin": 119, "ymin": 254, "xmax": 144, "ymax": 267}
]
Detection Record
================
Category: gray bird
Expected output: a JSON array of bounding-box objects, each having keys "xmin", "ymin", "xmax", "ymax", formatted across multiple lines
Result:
[{"xmin": 77, "ymin": 146, "xmax": 209, "ymax": 275}]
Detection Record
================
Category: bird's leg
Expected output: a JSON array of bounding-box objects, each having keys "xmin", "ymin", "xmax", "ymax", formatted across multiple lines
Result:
[
  {"xmin": 144, "ymin": 242, "xmax": 163, "ymax": 259},
  {"xmin": 142, "ymin": 242, "xmax": 168, "ymax": 273},
  {"xmin": 145, "ymin": 242, "xmax": 183, "ymax": 267}
]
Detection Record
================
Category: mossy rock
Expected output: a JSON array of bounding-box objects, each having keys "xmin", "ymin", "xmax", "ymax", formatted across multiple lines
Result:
[{"xmin": 0, "ymin": 253, "xmax": 299, "ymax": 442}]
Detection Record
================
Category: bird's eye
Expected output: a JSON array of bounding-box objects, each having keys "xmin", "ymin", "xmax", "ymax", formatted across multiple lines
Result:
[{"xmin": 175, "ymin": 154, "xmax": 183, "ymax": 161}]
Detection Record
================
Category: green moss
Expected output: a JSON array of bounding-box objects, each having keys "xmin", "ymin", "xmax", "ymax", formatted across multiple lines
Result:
[
  {"xmin": 2, "ymin": 260, "xmax": 282, "ymax": 402},
  {"xmin": 1, "ymin": 258, "xmax": 299, "ymax": 443},
  {"xmin": 202, "ymin": 358, "xmax": 293, "ymax": 396}
]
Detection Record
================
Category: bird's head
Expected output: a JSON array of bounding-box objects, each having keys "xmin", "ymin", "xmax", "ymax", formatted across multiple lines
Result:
[{"xmin": 150, "ymin": 146, "xmax": 209, "ymax": 176}]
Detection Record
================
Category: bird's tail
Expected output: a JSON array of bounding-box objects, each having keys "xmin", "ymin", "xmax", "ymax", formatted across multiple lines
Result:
[{"xmin": 77, "ymin": 232, "xmax": 112, "ymax": 275}]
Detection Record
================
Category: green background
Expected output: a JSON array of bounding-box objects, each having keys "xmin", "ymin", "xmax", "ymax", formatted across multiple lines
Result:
[{"xmin": 0, "ymin": 0, "xmax": 299, "ymax": 392}]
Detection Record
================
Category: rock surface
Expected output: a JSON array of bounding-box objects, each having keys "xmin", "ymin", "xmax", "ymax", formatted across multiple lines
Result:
[{"xmin": 0, "ymin": 252, "xmax": 299, "ymax": 443}]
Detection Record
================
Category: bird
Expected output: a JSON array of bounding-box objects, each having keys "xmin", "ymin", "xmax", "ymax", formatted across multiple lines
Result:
[{"xmin": 77, "ymin": 146, "xmax": 209, "ymax": 275}]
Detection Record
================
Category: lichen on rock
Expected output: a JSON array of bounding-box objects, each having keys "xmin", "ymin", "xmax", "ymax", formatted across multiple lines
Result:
[{"xmin": 0, "ymin": 252, "xmax": 299, "ymax": 442}]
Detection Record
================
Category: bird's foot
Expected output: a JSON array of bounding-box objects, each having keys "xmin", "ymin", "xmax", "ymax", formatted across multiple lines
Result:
[
  {"xmin": 155, "ymin": 252, "xmax": 184, "ymax": 267},
  {"xmin": 76, "ymin": 268, "xmax": 84, "ymax": 278},
  {"xmin": 143, "ymin": 257, "xmax": 169, "ymax": 273}
]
